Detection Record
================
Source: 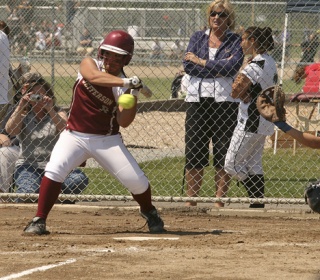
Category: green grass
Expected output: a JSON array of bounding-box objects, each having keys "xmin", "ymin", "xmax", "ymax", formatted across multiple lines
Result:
[
  {"xmin": 282, "ymin": 79, "xmax": 303, "ymax": 94},
  {"xmin": 262, "ymin": 148, "xmax": 320, "ymax": 198},
  {"xmin": 137, "ymin": 77, "xmax": 173, "ymax": 101},
  {"xmin": 283, "ymin": 77, "xmax": 304, "ymax": 96},
  {"xmin": 50, "ymin": 73, "xmax": 310, "ymax": 199},
  {"xmin": 47, "ymin": 76, "xmax": 75, "ymax": 106},
  {"xmin": 49, "ymin": 75, "xmax": 300, "ymax": 107},
  {"xmin": 82, "ymin": 147, "xmax": 320, "ymax": 199},
  {"xmin": 48, "ymin": 76, "xmax": 172, "ymax": 106}
]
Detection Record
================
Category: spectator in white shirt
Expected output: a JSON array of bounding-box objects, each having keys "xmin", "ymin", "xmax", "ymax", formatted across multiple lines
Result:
[{"xmin": 35, "ymin": 27, "xmax": 46, "ymax": 51}]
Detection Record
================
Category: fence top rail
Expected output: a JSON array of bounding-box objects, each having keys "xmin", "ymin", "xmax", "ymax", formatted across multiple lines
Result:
[
  {"xmin": 71, "ymin": 1, "xmax": 286, "ymax": 3},
  {"xmin": 87, "ymin": 7, "xmax": 199, "ymax": 11}
]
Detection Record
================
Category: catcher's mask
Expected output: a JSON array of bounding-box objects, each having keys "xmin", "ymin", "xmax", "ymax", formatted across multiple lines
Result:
[{"xmin": 98, "ymin": 30, "xmax": 134, "ymax": 65}]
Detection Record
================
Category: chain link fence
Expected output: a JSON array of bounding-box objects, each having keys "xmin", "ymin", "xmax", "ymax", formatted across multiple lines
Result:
[{"xmin": 0, "ymin": 1, "xmax": 319, "ymax": 205}]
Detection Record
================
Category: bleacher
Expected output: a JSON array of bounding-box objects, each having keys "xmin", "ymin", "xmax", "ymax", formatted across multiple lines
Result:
[
  {"xmin": 135, "ymin": 38, "xmax": 186, "ymax": 65},
  {"xmin": 23, "ymin": 37, "xmax": 188, "ymax": 66},
  {"xmin": 2, "ymin": 4, "xmax": 195, "ymax": 65}
]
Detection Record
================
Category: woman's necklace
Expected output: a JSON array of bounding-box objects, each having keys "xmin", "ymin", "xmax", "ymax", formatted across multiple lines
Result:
[{"xmin": 210, "ymin": 34, "xmax": 221, "ymax": 48}]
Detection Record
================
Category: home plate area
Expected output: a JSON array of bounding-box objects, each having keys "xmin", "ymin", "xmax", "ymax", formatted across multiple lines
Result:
[{"xmin": 0, "ymin": 204, "xmax": 320, "ymax": 280}]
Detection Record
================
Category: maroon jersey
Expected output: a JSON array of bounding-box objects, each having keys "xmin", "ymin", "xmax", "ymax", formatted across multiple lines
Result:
[{"xmin": 66, "ymin": 78, "xmax": 119, "ymax": 135}]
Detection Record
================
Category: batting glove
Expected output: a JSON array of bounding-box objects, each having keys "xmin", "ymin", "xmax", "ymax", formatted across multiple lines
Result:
[{"xmin": 122, "ymin": 76, "xmax": 142, "ymax": 89}]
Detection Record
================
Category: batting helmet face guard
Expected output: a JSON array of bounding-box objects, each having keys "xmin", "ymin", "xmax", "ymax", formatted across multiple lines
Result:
[{"xmin": 98, "ymin": 30, "xmax": 134, "ymax": 65}]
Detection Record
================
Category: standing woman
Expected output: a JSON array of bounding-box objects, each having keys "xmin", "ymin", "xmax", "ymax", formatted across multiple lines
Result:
[
  {"xmin": 224, "ymin": 27, "xmax": 278, "ymax": 208},
  {"xmin": 183, "ymin": 0, "xmax": 243, "ymax": 207}
]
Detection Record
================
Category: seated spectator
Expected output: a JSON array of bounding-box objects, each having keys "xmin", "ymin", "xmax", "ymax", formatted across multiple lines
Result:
[
  {"xmin": 150, "ymin": 38, "xmax": 164, "ymax": 59},
  {"xmin": 150, "ymin": 38, "xmax": 165, "ymax": 64},
  {"xmin": 293, "ymin": 62, "xmax": 320, "ymax": 94},
  {"xmin": 76, "ymin": 28, "xmax": 94, "ymax": 57},
  {"xmin": 0, "ymin": 69, "xmax": 25, "ymax": 195},
  {"xmin": 169, "ymin": 39, "xmax": 184, "ymax": 60},
  {"xmin": 13, "ymin": 24, "xmax": 32, "ymax": 55},
  {"xmin": 0, "ymin": 133, "xmax": 19, "ymax": 195},
  {"xmin": 0, "ymin": 20, "xmax": 11, "ymax": 122},
  {"xmin": 39, "ymin": 20, "xmax": 51, "ymax": 38},
  {"xmin": 28, "ymin": 22, "xmax": 37, "ymax": 50},
  {"xmin": 35, "ymin": 27, "xmax": 46, "ymax": 51},
  {"xmin": 45, "ymin": 22, "xmax": 63, "ymax": 49},
  {"xmin": 0, "ymin": 61, "xmax": 29, "ymax": 199},
  {"xmin": 7, "ymin": 7, "xmax": 19, "ymax": 22},
  {"xmin": 5, "ymin": 72, "xmax": 88, "ymax": 203},
  {"xmin": 5, "ymin": 0, "xmax": 20, "ymax": 14}
]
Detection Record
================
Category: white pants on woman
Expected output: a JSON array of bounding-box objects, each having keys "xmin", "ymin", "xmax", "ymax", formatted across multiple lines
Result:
[
  {"xmin": 0, "ymin": 145, "xmax": 19, "ymax": 192},
  {"xmin": 224, "ymin": 129, "xmax": 266, "ymax": 181}
]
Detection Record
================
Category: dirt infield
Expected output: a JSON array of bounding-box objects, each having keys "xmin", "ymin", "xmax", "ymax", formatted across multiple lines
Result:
[{"xmin": 1, "ymin": 203, "xmax": 320, "ymax": 280}]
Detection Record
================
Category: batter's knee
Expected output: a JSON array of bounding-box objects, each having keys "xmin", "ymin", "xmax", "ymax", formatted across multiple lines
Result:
[
  {"xmin": 45, "ymin": 170, "xmax": 67, "ymax": 183},
  {"xmin": 45, "ymin": 160, "xmax": 77, "ymax": 183},
  {"xmin": 122, "ymin": 174, "xmax": 149, "ymax": 195}
]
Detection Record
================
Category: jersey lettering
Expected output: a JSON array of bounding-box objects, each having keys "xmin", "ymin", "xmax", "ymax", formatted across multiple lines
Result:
[
  {"xmin": 67, "ymin": 78, "xmax": 119, "ymax": 135},
  {"xmin": 100, "ymin": 105, "xmax": 109, "ymax": 114},
  {"xmin": 83, "ymin": 80, "xmax": 113, "ymax": 106}
]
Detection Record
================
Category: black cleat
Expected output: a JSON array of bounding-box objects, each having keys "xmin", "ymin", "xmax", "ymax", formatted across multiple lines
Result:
[
  {"xmin": 140, "ymin": 207, "xmax": 166, "ymax": 233},
  {"xmin": 23, "ymin": 217, "xmax": 49, "ymax": 235}
]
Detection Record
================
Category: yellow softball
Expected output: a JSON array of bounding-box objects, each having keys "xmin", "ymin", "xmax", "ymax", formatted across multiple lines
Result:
[{"xmin": 118, "ymin": 94, "xmax": 135, "ymax": 109}]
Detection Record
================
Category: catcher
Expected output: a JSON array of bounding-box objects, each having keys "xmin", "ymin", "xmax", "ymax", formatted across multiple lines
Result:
[{"xmin": 256, "ymin": 85, "xmax": 320, "ymax": 213}]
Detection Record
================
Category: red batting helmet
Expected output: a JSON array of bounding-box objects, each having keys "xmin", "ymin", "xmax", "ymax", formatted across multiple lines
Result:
[{"xmin": 98, "ymin": 30, "xmax": 134, "ymax": 65}]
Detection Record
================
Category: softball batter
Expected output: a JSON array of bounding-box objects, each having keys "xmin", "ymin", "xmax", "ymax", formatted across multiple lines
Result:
[
  {"xmin": 224, "ymin": 26, "xmax": 278, "ymax": 208},
  {"xmin": 24, "ymin": 30, "xmax": 165, "ymax": 234}
]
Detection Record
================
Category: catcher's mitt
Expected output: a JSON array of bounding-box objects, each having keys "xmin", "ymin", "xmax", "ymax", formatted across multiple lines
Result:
[
  {"xmin": 256, "ymin": 85, "xmax": 286, "ymax": 123},
  {"xmin": 304, "ymin": 181, "xmax": 320, "ymax": 213}
]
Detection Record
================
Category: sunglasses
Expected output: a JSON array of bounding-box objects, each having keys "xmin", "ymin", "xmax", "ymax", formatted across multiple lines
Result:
[{"xmin": 210, "ymin": 11, "xmax": 228, "ymax": 18}]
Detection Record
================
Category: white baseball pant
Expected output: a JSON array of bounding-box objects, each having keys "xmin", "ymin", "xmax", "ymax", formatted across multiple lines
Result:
[
  {"xmin": 0, "ymin": 145, "xmax": 19, "ymax": 192},
  {"xmin": 224, "ymin": 129, "xmax": 266, "ymax": 181},
  {"xmin": 45, "ymin": 130, "xmax": 149, "ymax": 195}
]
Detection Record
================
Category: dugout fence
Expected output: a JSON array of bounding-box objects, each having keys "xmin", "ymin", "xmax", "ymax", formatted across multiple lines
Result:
[{"xmin": 0, "ymin": 1, "xmax": 319, "ymax": 206}]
